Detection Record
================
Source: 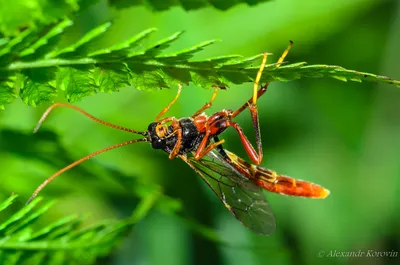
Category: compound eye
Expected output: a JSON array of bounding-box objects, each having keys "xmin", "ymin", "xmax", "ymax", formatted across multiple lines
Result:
[
  {"xmin": 151, "ymin": 138, "xmax": 166, "ymax": 149},
  {"xmin": 148, "ymin": 122, "xmax": 158, "ymax": 132}
]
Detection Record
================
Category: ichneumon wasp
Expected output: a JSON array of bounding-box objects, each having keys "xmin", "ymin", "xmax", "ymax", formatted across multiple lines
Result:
[{"xmin": 27, "ymin": 41, "xmax": 329, "ymax": 235}]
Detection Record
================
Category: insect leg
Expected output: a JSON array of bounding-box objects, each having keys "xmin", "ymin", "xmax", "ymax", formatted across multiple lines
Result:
[
  {"xmin": 168, "ymin": 119, "xmax": 183, "ymax": 159},
  {"xmin": 193, "ymin": 130, "xmax": 211, "ymax": 160},
  {"xmin": 213, "ymin": 136, "xmax": 231, "ymax": 161},
  {"xmin": 226, "ymin": 120, "xmax": 262, "ymax": 165},
  {"xmin": 276, "ymin": 40, "xmax": 293, "ymax": 67},
  {"xmin": 155, "ymin": 84, "xmax": 183, "ymax": 121},
  {"xmin": 194, "ymin": 138, "xmax": 225, "ymax": 160},
  {"xmin": 251, "ymin": 52, "xmax": 269, "ymax": 106},
  {"xmin": 231, "ymin": 41, "xmax": 293, "ymax": 119},
  {"xmin": 228, "ymin": 42, "xmax": 294, "ymax": 165},
  {"xmin": 191, "ymin": 87, "xmax": 219, "ymax": 118},
  {"xmin": 157, "ymin": 116, "xmax": 176, "ymax": 124}
]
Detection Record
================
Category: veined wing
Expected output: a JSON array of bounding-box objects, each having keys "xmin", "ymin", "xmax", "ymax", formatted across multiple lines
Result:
[{"xmin": 181, "ymin": 149, "xmax": 276, "ymax": 235}]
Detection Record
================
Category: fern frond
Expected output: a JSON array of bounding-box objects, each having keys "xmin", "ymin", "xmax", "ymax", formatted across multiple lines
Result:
[
  {"xmin": 0, "ymin": 193, "xmax": 158, "ymax": 265},
  {"xmin": 0, "ymin": 0, "xmax": 270, "ymax": 36},
  {"xmin": 0, "ymin": 0, "xmax": 82, "ymax": 36},
  {"xmin": 0, "ymin": 20, "xmax": 399, "ymax": 109},
  {"xmin": 109, "ymin": 0, "xmax": 271, "ymax": 11}
]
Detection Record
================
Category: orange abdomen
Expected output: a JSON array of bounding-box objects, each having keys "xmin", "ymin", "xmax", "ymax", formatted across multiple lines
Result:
[
  {"xmin": 255, "ymin": 175, "xmax": 330, "ymax": 199},
  {"xmin": 226, "ymin": 150, "xmax": 330, "ymax": 199}
]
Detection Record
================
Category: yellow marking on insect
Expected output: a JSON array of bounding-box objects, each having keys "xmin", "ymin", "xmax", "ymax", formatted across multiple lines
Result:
[
  {"xmin": 223, "ymin": 200, "xmax": 232, "ymax": 210},
  {"xmin": 252, "ymin": 53, "xmax": 269, "ymax": 105},
  {"xmin": 270, "ymin": 170, "xmax": 278, "ymax": 180},
  {"xmin": 277, "ymin": 40, "xmax": 293, "ymax": 67},
  {"xmin": 155, "ymin": 124, "xmax": 166, "ymax": 138},
  {"xmin": 291, "ymin": 178, "xmax": 297, "ymax": 187},
  {"xmin": 250, "ymin": 164, "xmax": 258, "ymax": 175},
  {"xmin": 253, "ymin": 165, "xmax": 279, "ymax": 183}
]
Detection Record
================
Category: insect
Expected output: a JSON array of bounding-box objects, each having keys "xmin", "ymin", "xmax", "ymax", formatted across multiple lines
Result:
[{"xmin": 27, "ymin": 42, "xmax": 329, "ymax": 235}]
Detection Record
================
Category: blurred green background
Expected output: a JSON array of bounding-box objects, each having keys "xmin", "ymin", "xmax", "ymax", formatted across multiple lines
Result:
[{"xmin": 1, "ymin": 0, "xmax": 400, "ymax": 264}]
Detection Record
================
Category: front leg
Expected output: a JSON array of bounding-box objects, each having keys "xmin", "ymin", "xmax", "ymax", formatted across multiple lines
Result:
[
  {"xmin": 194, "ymin": 130, "xmax": 211, "ymax": 160},
  {"xmin": 156, "ymin": 84, "xmax": 183, "ymax": 121},
  {"xmin": 191, "ymin": 87, "xmax": 219, "ymax": 118},
  {"xmin": 168, "ymin": 119, "xmax": 183, "ymax": 159}
]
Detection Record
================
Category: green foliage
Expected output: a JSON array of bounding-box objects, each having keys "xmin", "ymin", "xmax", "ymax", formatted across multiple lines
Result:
[
  {"xmin": 0, "ymin": 0, "xmax": 271, "ymax": 36},
  {"xmin": 109, "ymin": 0, "xmax": 272, "ymax": 11},
  {"xmin": 1, "ymin": 1, "xmax": 400, "ymax": 264},
  {"xmin": 1, "ymin": 20, "xmax": 399, "ymax": 109},
  {"xmin": 0, "ymin": 0, "xmax": 84, "ymax": 36},
  {"xmin": 0, "ymin": 193, "xmax": 159, "ymax": 265}
]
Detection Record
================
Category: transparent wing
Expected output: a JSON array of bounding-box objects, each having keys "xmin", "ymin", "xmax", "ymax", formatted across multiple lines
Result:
[{"xmin": 182, "ymin": 149, "xmax": 276, "ymax": 235}]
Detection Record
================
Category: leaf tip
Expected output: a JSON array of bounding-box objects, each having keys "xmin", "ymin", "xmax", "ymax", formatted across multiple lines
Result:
[{"xmin": 332, "ymin": 75, "xmax": 348, "ymax": 82}]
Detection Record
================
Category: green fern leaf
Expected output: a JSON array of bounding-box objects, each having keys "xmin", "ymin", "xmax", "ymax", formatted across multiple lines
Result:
[
  {"xmin": 46, "ymin": 22, "xmax": 112, "ymax": 59},
  {"xmin": 0, "ymin": 37, "xmax": 9, "ymax": 48},
  {"xmin": 89, "ymin": 28, "xmax": 157, "ymax": 58},
  {"xmin": 0, "ymin": 0, "xmax": 89, "ymax": 36},
  {"xmin": 0, "ymin": 27, "xmax": 35, "ymax": 58},
  {"xmin": 110, "ymin": 0, "xmax": 272, "ymax": 11},
  {"xmin": 19, "ymin": 20, "xmax": 74, "ymax": 59},
  {"xmin": 0, "ymin": 20, "xmax": 399, "ymax": 109},
  {"xmin": 0, "ymin": 193, "xmax": 159, "ymax": 265},
  {"xmin": 0, "ymin": 81, "xmax": 17, "ymax": 110},
  {"xmin": 1, "ymin": 1, "xmax": 269, "ymax": 37}
]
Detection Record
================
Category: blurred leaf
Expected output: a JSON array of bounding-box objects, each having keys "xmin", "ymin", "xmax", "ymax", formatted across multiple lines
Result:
[
  {"xmin": 0, "ymin": 80, "xmax": 17, "ymax": 110},
  {"xmin": 0, "ymin": 0, "xmax": 270, "ymax": 37},
  {"xmin": 109, "ymin": 0, "xmax": 272, "ymax": 11},
  {"xmin": 0, "ymin": 128, "xmax": 184, "ymax": 217},
  {"xmin": 0, "ymin": 194, "xmax": 154, "ymax": 265},
  {"xmin": 0, "ymin": 0, "xmax": 88, "ymax": 36},
  {"xmin": 1, "ymin": 20, "xmax": 399, "ymax": 109}
]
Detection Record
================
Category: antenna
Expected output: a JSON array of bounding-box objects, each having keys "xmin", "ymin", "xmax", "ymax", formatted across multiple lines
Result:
[
  {"xmin": 27, "ymin": 138, "xmax": 149, "ymax": 204},
  {"xmin": 34, "ymin": 103, "xmax": 147, "ymax": 136}
]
